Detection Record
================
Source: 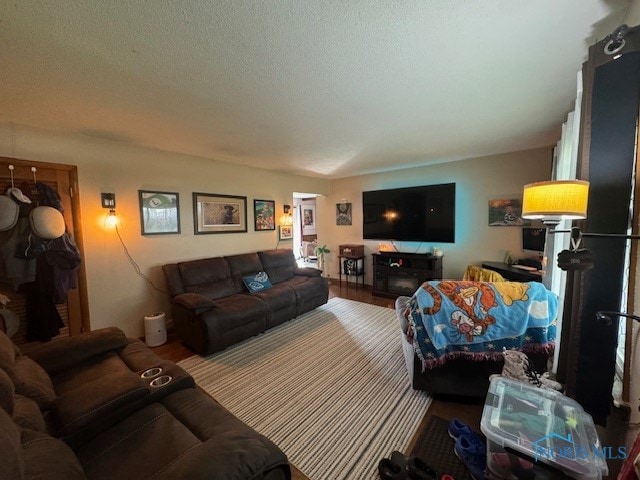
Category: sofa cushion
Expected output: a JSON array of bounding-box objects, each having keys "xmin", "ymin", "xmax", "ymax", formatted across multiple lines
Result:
[
  {"xmin": 21, "ymin": 428, "xmax": 86, "ymax": 480},
  {"xmin": 178, "ymin": 258, "xmax": 236, "ymax": 300},
  {"xmin": 13, "ymin": 394, "xmax": 46, "ymax": 432},
  {"xmin": 51, "ymin": 352, "xmax": 126, "ymax": 395},
  {"xmin": 75, "ymin": 389, "xmax": 289, "ymax": 480},
  {"xmin": 25, "ymin": 327, "xmax": 128, "ymax": 376},
  {"xmin": 279, "ymin": 276, "xmax": 329, "ymax": 315},
  {"xmin": 206, "ymin": 295, "xmax": 266, "ymax": 334},
  {"xmin": 243, "ymin": 272, "xmax": 273, "ymax": 293},
  {"xmin": 0, "ymin": 407, "xmax": 24, "ymax": 480},
  {"xmin": 11, "ymin": 356, "xmax": 56, "ymax": 410},
  {"xmin": 226, "ymin": 252, "xmax": 264, "ymax": 292},
  {"xmin": 52, "ymin": 369, "xmax": 148, "ymax": 437},
  {"xmin": 0, "ymin": 367, "xmax": 14, "ymax": 414},
  {"xmin": 0, "ymin": 329, "xmax": 19, "ymax": 372},
  {"xmin": 258, "ymin": 249, "xmax": 296, "ymax": 284},
  {"xmin": 173, "ymin": 293, "xmax": 216, "ymax": 311}
]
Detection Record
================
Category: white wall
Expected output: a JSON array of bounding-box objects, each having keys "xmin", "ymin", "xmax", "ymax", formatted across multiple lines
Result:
[
  {"xmin": 315, "ymin": 148, "xmax": 553, "ymax": 283},
  {"xmin": 0, "ymin": 123, "xmax": 329, "ymax": 337}
]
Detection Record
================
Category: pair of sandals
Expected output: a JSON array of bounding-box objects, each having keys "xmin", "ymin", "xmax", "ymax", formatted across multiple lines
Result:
[{"xmin": 378, "ymin": 451, "xmax": 452, "ymax": 480}]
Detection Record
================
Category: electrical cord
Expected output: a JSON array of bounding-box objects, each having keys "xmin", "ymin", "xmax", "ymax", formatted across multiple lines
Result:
[{"xmin": 115, "ymin": 225, "xmax": 168, "ymax": 294}]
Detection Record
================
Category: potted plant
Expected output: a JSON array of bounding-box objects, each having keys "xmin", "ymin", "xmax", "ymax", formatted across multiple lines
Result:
[{"xmin": 315, "ymin": 244, "xmax": 331, "ymax": 271}]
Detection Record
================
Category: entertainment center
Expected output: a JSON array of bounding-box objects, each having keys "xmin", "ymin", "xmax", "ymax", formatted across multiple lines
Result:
[{"xmin": 372, "ymin": 251, "xmax": 443, "ymax": 298}]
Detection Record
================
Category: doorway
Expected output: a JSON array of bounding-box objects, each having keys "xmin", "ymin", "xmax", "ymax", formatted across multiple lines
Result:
[
  {"xmin": 0, "ymin": 157, "xmax": 88, "ymax": 344},
  {"xmin": 293, "ymin": 193, "xmax": 319, "ymax": 267}
]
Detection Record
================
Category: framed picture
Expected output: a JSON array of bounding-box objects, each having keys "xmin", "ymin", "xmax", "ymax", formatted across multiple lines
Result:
[
  {"xmin": 254, "ymin": 199, "xmax": 276, "ymax": 231},
  {"xmin": 488, "ymin": 198, "xmax": 530, "ymax": 226},
  {"xmin": 302, "ymin": 205, "xmax": 315, "ymax": 228},
  {"xmin": 138, "ymin": 190, "xmax": 180, "ymax": 235},
  {"xmin": 193, "ymin": 192, "xmax": 247, "ymax": 234},
  {"xmin": 279, "ymin": 225, "xmax": 293, "ymax": 240},
  {"xmin": 336, "ymin": 202, "xmax": 352, "ymax": 225}
]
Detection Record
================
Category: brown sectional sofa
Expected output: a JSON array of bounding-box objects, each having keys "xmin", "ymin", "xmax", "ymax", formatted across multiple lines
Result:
[
  {"xmin": 0, "ymin": 327, "xmax": 290, "ymax": 480},
  {"xmin": 163, "ymin": 248, "xmax": 329, "ymax": 355}
]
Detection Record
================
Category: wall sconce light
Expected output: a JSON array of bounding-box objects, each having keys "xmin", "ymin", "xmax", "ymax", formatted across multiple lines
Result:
[
  {"xmin": 282, "ymin": 205, "xmax": 293, "ymax": 226},
  {"xmin": 101, "ymin": 193, "xmax": 118, "ymax": 228}
]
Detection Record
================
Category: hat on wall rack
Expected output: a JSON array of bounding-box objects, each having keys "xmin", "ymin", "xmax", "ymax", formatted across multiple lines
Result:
[
  {"xmin": 30, "ymin": 206, "xmax": 65, "ymax": 239},
  {"xmin": 0, "ymin": 196, "xmax": 19, "ymax": 232}
]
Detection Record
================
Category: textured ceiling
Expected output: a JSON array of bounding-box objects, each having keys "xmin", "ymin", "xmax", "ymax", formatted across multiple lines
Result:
[{"xmin": 0, "ymin": 1, "xmax": 630, "ymax": 178}]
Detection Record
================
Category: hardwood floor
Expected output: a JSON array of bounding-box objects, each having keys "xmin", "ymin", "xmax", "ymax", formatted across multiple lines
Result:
[{"xmin": 151, "ymin": 280, "xmax": 630, "ymax": 479}]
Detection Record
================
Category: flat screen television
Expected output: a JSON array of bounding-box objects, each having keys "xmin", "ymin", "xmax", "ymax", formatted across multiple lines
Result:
[
  {"xmin": 522, "ymin": 227, "xmax": 546, "ymax": 253},
  {"xmin": 362, "ymin": 183, "xmax": 455, "ymax": 242}
]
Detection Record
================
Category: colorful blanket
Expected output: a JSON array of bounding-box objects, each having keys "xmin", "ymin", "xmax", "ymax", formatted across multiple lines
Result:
[{"xmin": 406, "ymin": 281, "xmax": 557, "ymax": 369}]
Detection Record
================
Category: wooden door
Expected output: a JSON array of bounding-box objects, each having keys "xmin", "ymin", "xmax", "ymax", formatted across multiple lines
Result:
[{"xmin": 0, "ymin": 157, "xmax": 88, "ymax": 343}]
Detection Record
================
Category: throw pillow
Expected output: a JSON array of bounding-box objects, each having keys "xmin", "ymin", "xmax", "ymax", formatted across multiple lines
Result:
[{"xmin": 243, "ymin": 272, "xmax": 272, "ymax": 293}]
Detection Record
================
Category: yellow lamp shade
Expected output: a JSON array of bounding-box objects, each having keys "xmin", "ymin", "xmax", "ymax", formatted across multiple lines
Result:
[{"xmin": 522, "ymin": 180, "xmax": 589, "ymax": 220}]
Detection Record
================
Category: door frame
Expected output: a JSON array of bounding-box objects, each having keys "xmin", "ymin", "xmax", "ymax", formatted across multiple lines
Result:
[{"xmin": 0, "ymin": 156, "xmax": 90, "ymax": 335}]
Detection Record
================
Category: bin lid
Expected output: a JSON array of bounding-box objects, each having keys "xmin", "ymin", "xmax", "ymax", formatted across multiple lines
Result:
[{"xmin": 481, "ymin": 377, "xmax": 608, "ymax": 479}]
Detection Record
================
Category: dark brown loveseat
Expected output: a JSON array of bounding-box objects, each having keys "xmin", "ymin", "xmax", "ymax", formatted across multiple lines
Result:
[
  {"xmin": 0, "ymin": 327, "xmax": 290, "ymax": 480},
  {"xmin": 163, "ymin": 249, "xmax": 329, "ymax": 355}
]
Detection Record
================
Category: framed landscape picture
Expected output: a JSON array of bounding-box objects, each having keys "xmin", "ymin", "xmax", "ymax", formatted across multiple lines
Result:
[
  {"xmin": 488, "ymin": 198, "xmax": 529, "ymax": 226},
  {"xmin": 254, "ymin": 199, "xmax": 276, "ymax": 231},
  {"xmin": 193, "ymin": 192, "xmax": 247, "ymax": 234},
  {"xmin": 138, "ymin": 190, "xmax": 180, "ymax": 235},
  {"xmin": 279, "ymin": 225, "xmax": 293, "ymax": 240}
]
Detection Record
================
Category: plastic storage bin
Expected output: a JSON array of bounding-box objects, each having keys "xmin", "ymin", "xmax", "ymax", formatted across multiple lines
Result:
[{"xmin": 480, "ymin": 377, "xmax": 608, "ymax": 480}]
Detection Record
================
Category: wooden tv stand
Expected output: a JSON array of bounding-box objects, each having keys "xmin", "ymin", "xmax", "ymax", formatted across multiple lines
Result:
[{"xmin": 372, "ymin": 252, "xmax": 443, "ymax": 298}]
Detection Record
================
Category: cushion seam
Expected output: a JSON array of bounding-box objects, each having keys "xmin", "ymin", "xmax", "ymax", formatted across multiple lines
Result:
[
  {"xmin": 80, "ymin": 412, "xmax": 171, "ymax": 467},
  {"xmin": 22, "ymin": 436, "xmax": 59, "ymax": 447},
  {"xmin": 13, "ymin": 412, "xmax": 42, "ymax": 430},
  {"xmin": 59, "ymin": 386, "xmax": 147, "ymax": 432},
  {"xmin": 148, "ymin": 443, "xmax": 201, "ymax": 479}
]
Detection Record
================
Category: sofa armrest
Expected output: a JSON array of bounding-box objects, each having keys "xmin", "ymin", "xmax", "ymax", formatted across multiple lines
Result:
[
  {"xmin": 173, "ymin": 293, "xmax": 217, "ymax": 312},
  {"xmin": 293, "ymin": 267, "xmax": 322, "ymax": 277},
  {"xmin": 24, "ymin": 327, "xmax": 128, "ymax": 375}
]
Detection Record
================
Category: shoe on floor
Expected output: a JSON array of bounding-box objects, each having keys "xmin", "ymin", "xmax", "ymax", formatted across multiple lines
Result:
[
  {"xmin": 378, "ymin": 457, "xmax": 406, "ymax": 480},
  {"xmin": 406, "ymin": 456, "xmax": 438, "ymax": 480},
  {"xmin": 448, "ymin": 418, "xmax": 473, "ymax": 440},
  {"xmin": 454, "ymin": 434, "xmax": 486, "ymax": 480},
  {"xmin": 390, "ymin": 450, "xmax": 409, "ymax": 469},
  {"xmin": 448, "ymin": 419, "xmax": 486, "ymax": 455}
]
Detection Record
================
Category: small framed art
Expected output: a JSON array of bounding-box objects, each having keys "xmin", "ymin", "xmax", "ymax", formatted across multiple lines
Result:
[
  {"xmin": 193, "ymin": 192, "xmax": 247, "ymax": 234},
  {"xmin": 336, "ymin": 202, "xmax": 352, "ymax": 225},
  {"xmin": 254, "ymin": 199, "xmax": 276, "ymax": 231},
  {"xmin": 138, "ymin": 190, "xmax": 180, "ymax": 235},
  {"xmin": 302, "ymin": 205, "xmax": 315, "ymax": 228},
  {"xmin": 279, "ymin": 225, "xmax": 293, "ymax": 240}
]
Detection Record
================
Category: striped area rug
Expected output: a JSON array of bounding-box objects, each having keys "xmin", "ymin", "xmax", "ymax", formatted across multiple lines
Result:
[{"xmin": 178, "ymin": 297, "xmax": 432, "ymax": 479}]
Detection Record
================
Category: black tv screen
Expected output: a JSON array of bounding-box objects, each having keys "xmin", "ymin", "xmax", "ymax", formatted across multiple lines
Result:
[
  {"xmin": 362, "ymin": 183, "xmax": 456, "ymax": 242},
  {"xmin": 522, "ymin": 227, "xmax": 546, "ymax": 253}
]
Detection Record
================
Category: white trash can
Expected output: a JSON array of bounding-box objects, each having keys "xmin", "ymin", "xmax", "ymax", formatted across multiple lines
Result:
[{"xmin": 144, "ymin": 312, "xmax": 167, "ymax": 347}]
